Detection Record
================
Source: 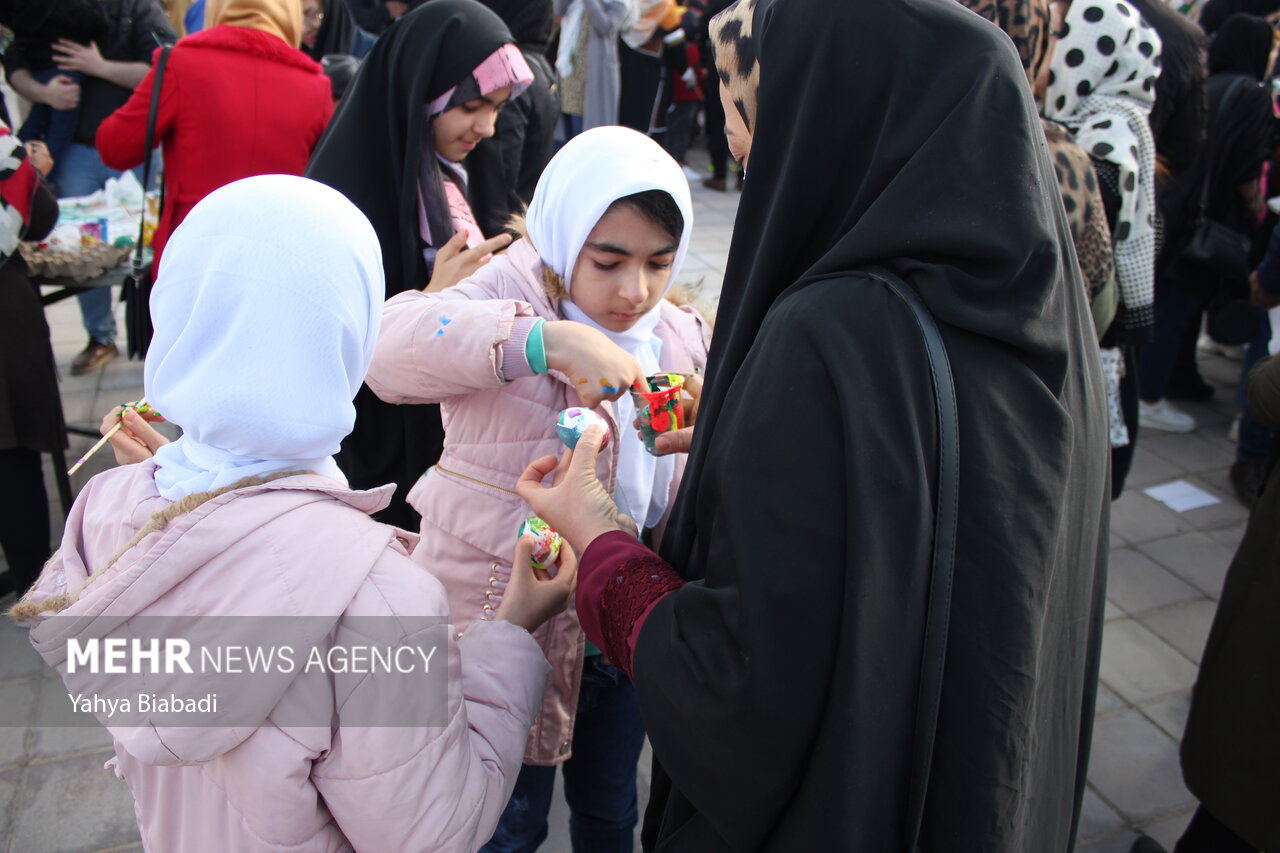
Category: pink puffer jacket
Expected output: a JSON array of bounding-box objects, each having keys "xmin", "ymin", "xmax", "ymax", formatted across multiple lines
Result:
[
  {"xmin": 17, "ymin": 461, "xmax": 550, "ymax": 852},
  {"xmin": 366, "ymin": 238, "xmax": 710, "ymax": 764}
]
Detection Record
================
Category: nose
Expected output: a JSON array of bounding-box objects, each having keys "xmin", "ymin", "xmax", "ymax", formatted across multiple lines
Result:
[
  {"xmin": 476, "ymin": 108, "xmax": 498, "ymax": 139},
  {"xmin": 620, "ymin": 269, "xmax": 649, "ymax": 308}
]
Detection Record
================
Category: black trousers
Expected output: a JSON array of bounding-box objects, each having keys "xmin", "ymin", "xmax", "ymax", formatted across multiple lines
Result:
[
  {"xmin": 1174, "ymin": 806, "xmax": 1258, "ymax": 853},
  {"xmin": 0, "ymin": 447, "xmax": 51, "ymax": 593}
]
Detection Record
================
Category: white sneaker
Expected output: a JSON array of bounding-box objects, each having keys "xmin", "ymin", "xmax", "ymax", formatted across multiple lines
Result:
[
  {"xmin": 1139, "ymin": 399, "xmax": 1197, "ymax": 433},
  {"xmin": 681, "ymin": 165, "xmax": 704, "ymax": 181},
  {"xmin": 1197, "ymin": 335, "xmax": 1246, "ymax": 361}
]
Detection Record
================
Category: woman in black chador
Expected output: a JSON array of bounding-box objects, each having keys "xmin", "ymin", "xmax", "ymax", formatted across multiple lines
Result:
[{"xmin": 517, "ymin": 0, "xmax": 1111, "ymax": 849}]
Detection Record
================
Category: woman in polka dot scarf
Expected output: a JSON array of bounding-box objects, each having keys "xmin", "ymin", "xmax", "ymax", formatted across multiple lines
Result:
[{"xmin": 1045, "ymin": 0, "xmax": 1163, "ymax": 342}]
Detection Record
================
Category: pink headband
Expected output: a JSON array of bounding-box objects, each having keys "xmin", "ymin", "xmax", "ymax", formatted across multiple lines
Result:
[{"xmin": 427, "ymin": 43, "xmax": 534, "ymax": 117}]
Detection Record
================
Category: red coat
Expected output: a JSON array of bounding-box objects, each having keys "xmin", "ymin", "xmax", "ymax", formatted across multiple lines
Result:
[{"xmin": 97, "ymin": 25, "xmax": 334, "ymax": 273}]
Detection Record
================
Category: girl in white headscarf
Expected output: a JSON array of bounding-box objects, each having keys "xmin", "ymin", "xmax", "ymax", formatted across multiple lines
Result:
[
  {"xmin": 19, "ymin": 175, "xmax": 575, "ymax": 851},
  {"xmin": 364, "ymin": 125, "xmax": 710, "ymax": 851}
]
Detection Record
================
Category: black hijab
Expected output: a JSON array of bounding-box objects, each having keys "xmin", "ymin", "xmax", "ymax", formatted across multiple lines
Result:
[
  {"xmin": 306, "ymin": 0, "xmax": 515, "ymax": 297},
  {"xmin": 477, "ymin": 0, "xmax": 552, "ymax": 53},
  {"xmin": 637, "ymin": 0, "xmax": 1109, "ymax": 849},
  {"xmin": 1208, "ymin": 12, "xmax": 1275, "ymax": 78},
  {"xmin": 304, "ymin": 0, "xmax": 517, "ymax": 528},
  {"xmin": 306, "ymin": 0, "xmax": 358, "ymax": 60}
]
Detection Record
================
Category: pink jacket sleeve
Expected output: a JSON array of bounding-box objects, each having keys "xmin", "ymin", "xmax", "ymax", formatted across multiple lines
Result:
[
  {"xmin": 366, "ymin": 281, "xmax": 541, "ymax": 405},
  {"xmin": 310, "ymin": 544, "xmax": 550, "ymax": 852}
]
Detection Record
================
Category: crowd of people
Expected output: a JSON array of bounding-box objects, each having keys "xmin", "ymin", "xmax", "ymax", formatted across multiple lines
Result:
[{"xmin": 0, "ymin": 0, "xmax": 1277, "ymax": 850}]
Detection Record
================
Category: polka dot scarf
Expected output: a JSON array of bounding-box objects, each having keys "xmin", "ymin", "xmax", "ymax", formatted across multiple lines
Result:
[{"xmin": 1046, "ymin": 0, "xmax": 1162, "ymax": 339}]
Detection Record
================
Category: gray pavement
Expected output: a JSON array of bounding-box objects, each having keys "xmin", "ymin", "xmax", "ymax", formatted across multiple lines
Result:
[{"xmin": 0, "ymin": 162, "xmax": 1248, "ymax": 852}]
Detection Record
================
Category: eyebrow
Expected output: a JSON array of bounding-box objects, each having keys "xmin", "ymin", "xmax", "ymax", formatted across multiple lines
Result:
[
  {"xmin": 476, "ymin": 94, "xmax": 510, "ymax": 109},
  {"xmin": 585, "ymin": 241, "xmax": 679, "ymax": 256}
]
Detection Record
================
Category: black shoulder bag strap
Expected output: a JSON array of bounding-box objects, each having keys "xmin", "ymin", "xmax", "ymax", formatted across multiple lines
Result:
[
  {"xmin": 1194, "ymin": 77, "xmax": 1246, "ymax": 224},
  {"xmin": 123, "ymin": 45, "xmax": 170, "ymax": 358},
  {"xmin": 864, "ymin": 266, "xmax": 960, "ymax": 853}
]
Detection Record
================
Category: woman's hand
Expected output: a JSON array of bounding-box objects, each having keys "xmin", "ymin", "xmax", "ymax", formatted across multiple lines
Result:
[
  {"xmin": 517, "ymin": 425, "xmax": 638, "ymax": 552},
  {"xmin": 424, "ymin": 231, "xmax": 513, "ymax": 293},
  {"xmin": 99, "ymin": 406, "xmax": 169, "ymax": 465},
  {"xmin": 542, "ymin": 321, "xmax": 647, "ymax": 407},
  {"xmin": 495, "ymin": 534, "xmax": 579, "ymax": 632}
]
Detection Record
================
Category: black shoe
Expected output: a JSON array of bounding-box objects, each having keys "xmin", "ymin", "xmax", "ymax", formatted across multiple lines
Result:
[
  {"xmin": 1130, "ymin": 836, "xmax": 1168, "ymax": 853},
  {"xmin": 1230, "ymin": 460, "xmax": 1266, "ymax": 508},
  {"xmin": 1165, "ymin": 376, "xmax": 1215, "ymax": 402}
]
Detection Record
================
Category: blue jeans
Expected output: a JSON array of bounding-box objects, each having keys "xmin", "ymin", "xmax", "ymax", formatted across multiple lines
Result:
[
  {"xmin": 1236, "ymin": 307, "xmax": 1273, "ymax": 463},
  {"xmin": 1138, "ymin": 282, "xmax": 1206, "ymax": 402},
  {"xmin": 51, "ymin": 143, "xmax": 157, "ymax": 344},
  {"xmin": 482, "ymin": 656, "xmax": 646, "ymax": 853}
]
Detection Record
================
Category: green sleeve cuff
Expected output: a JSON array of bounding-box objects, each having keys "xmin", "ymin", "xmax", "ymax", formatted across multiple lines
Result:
[{"xmin": 526, "ymin": 318, "xmax": 549, "ymax": 375}]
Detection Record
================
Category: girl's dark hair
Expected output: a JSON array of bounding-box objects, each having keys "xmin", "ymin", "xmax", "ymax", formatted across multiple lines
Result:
[{"xmin": 608, "ymin": 190, "xmax": 684, "ymax": 243}]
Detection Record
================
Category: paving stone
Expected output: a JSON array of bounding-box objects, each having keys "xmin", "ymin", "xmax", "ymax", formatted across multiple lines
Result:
[
  {"xmin": 1108, "ymin": 531, "xmax": 1127, "ymax": 549},
  {"xmin": 1140, "ymin": 807, "xmax": 1195, "ymax": 850},
  {"xmin": 1207, "ymin": 522, "xmax": 1247, "ymax": 551},
  {"xmin": 1074, "ymin": 830, "xmax": 1139, "ymax": 853},
  {"xmin": 1110, "ymin": 492, "xmax": 1196, "ymax": 545},
  {"xmin": 0, "ymin": 620, "xmax": 45, "ymax": 682},
  {"xmin": 30, "ymin": 677, "xmax": 115, "ymax": 760},
  {"xmin": 8, "ymin": 750, "xmax": 140, "ymax": 853},
  {"xmin": 1088, "ymin": 710, "xmax": 1195, "ymax": 822},
  {"xmin": 1140, "ymin": 433, "xmax": 1236, "ymax": 474},
  {"xmin": 1078, "ymin": 787, "xmax": 1127, "ymax": 842},
  {"xmin": 0, "ymin": 767, "xmax": 19, "ymax": 851},
  {"xmin": 1105, "ymin": 549, "xmax": 1202, "ymax": 615},
  {"xmin": 0, "ymin": 679, "xmax": 37, "ymax": 769},
  {"xmin": 1180, "ymin": 475, "xmax": 1251, "ymax": 530},
  {"xmin": 1094, "ymin": 683, "xmax": 1126, "ymax": 714},
  {"xmin": 1124, "ymin": 446, "xmax": 1186, "ymax": 488},
  {"xmin": 1138, "ymin": 693, "xmax": 1192, "ymax": 742},
  {"xmin": 1137, "ymin": 532, "xmax": 1235, "ymax": 599},
  {"xmin": 1104, "ymin": 600, "xmax": 1125, "ymax": 621},
  {"xmin": 1143, "ymin": 600, "xmax": 1217, "ymax": 665},
  {"xmin": 1099, "ymin": 620, "xmax": 1199, "ymax": 704}
]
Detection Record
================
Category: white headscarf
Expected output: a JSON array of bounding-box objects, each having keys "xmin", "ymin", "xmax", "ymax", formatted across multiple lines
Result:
[
  {"xmin": 145, "ymin": 175, "xmax": 384, "ymax": 501},
  {"xmin": 527, "ymin": 126, "xmax": 693, "ymax": 528},
  {"xmin": 1045, "ymin": 0, "xmax": 1162, "ymax": 336}
]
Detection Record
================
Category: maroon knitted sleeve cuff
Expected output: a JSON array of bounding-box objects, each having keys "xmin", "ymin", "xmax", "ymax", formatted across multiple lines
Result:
[{"xmin": 576, "ymin": 530, "xmax": 684, "ymax": 678}]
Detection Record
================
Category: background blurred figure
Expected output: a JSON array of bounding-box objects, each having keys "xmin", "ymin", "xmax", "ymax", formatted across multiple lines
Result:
[
  {"xmin": 0, "ymin": 134, "xmax": 62, "ymax": 600},
  {"xmin": 96, "ymin": 0, "xmax": 334, "ymax": 277},
  {"xmin": 2, "ymin": 0, "xmax": 175, "ymax": 377},
  {"xmin": 555, "ymin": 0, "xmax": 632, "ymax": 136},
  {"xmin": 301, "ymin": 0, "xmax": 376, "ymax": 61}
]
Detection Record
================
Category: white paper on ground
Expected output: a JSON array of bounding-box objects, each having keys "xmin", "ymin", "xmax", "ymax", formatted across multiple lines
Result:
[{"xmin": 1143, "ymin": 479, "xmax": 1221, "ymax": 512}]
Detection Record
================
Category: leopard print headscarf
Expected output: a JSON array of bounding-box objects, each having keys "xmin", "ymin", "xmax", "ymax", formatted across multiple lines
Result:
[
  {"xmin": 959, "ymin": 0, "xmax": 1116, "ymax": 317},
  {"xmin": 709, "ymin": 0, "xmax": 760, "ymax": 131}
]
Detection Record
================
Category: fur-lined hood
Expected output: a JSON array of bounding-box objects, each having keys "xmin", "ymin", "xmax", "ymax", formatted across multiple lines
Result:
[{"xmin": 15, "ymin": 461, "xmax": 404, "ymax": 767}]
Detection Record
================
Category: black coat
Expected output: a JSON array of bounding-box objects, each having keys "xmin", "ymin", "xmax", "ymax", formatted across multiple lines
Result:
[
  {"xmin": 1180, "ymin": 355, "xmax": 1280, "ymax": 852},
  {"xmin": 635, "ymin": 0, "xmax": 1110, "ymax": 849}
]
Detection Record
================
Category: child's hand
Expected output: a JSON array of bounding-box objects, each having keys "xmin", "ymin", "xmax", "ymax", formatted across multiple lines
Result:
[
  {"xmin": 424, "ymin": 231, "xmax": 513, "ymax": 293},
  {"xmin": 495, "ymin": 535, "xmax": 579, "ymax": 633},
  {"xmin": 100, "ymin": 406, "xmax": 169, "ymax": 465},
  {"xmin": 542, "ymin": 321, "xmax": 647, "ymax": 407}
]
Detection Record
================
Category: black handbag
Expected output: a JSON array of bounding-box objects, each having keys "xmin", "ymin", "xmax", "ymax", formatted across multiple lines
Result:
[
  {"xmin": 121, "ymin": 45, "xmax": 171, "ymax": 359},
  {"xmin": 1177, "ymin": 78, "xmax": 1251, "ymax": 283}
]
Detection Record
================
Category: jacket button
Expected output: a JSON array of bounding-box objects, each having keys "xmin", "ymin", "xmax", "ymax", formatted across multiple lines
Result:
[{"xmin": 559, "ymin": 741, "xmax": 571, "ymax": 756}]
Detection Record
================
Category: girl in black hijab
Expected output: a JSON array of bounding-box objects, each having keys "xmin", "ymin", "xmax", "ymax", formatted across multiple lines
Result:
[
  {"xmin": 517, "ymin": 0, "xmax": 1110, "ymax": 849},
  {"xmin": 306, "ymin": 0, "xmax": 530, "ymax": 527}
]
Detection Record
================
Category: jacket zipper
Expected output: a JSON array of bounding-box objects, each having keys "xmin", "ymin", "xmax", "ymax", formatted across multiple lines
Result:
[{"xmin": 433, "ymin": 464, "xmax": 519, "ymax": 496}]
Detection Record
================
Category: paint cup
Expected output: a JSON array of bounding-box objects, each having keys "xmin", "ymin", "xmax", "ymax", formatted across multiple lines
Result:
[{"xmin": 630, "ymin": 373, "xmax": 685, "ymax": 455}]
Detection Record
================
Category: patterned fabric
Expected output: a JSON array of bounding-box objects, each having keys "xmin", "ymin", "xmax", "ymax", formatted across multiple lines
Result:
[
  {"xmin": 1046, "ymin": 0, "xmax": 1162, "ymax": 338},
  {"xmin": 708, "ymin": 0, "xmax": 760, "ymax": 130},
  {"xmin": 1099, "ymin": 346, "xmax": 1130, "ymax": 447},
  {"xmin": 958, "ymin": 0, "xmax": 1117, "ymax": 310},
  {"xmin": 0, "ymin": 128, "xmax": 36, "ymax": 265}
]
